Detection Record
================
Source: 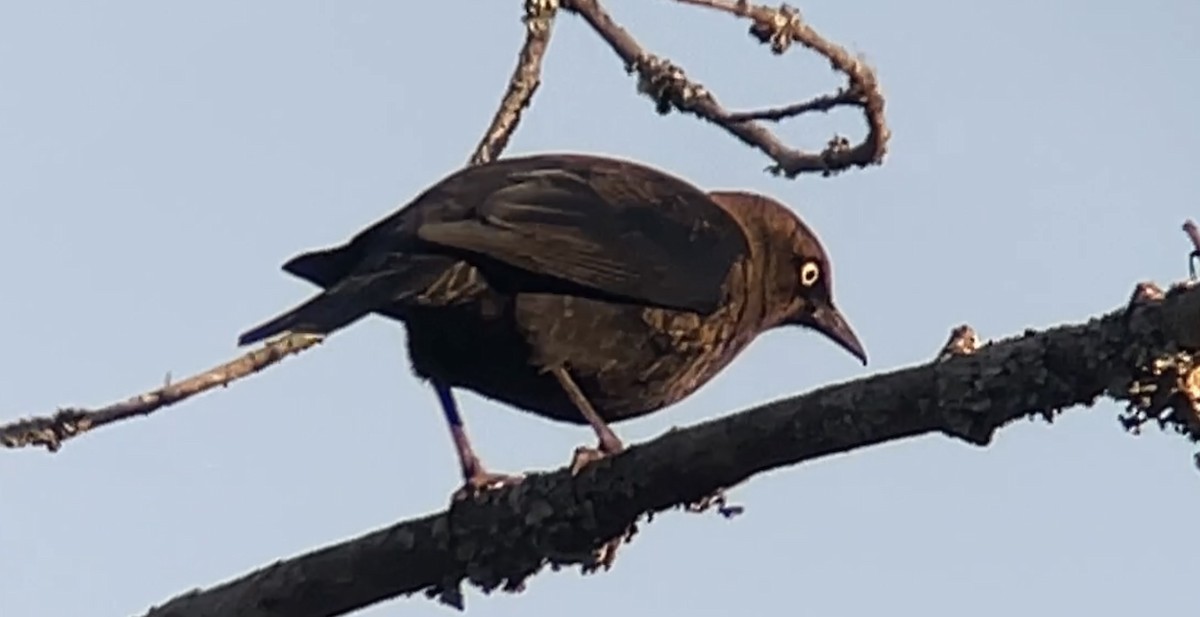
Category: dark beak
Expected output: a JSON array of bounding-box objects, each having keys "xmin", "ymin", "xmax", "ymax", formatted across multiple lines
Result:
[{"xmin": 806, "ymin": 304, "xmax": 868, "ymax": 366}]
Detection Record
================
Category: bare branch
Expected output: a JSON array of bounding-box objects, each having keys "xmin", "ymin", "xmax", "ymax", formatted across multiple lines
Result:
[
  {"xmin": 561, "ymin": 0, "xmax": 889, "ymax": 177},
  {"xmin": 0, "ymin": 4, "xmax": 557, "ymax": 451},
  {"xmin": 722, "ymin": 88, "xmax": 859, "ymax": 123},
  {"xmin": 469, "ymin": 0, "xmax": 559, "ymax": 165},
  {"xmin": 0, "ymin": 333, "xmax": 321, "ymax": 451},
  {"xmin": 140, "ymin": 280, "xmax": 1200, "ymax": 616}
]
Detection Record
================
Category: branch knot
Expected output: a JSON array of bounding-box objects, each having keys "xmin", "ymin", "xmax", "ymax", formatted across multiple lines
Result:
[
  {"xmin": 633, "ymin": 54, "xmax": 712, "ymax": 115},
  {"xmin": 523, "ymin": 0, "xmax": 559, "ymax": 34},
  {"xmin": 748, "ymin": 3, "xmax": 804, "ymax": 54}
]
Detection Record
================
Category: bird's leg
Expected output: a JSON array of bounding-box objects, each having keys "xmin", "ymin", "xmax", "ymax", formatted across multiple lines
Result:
[
  {"xmin": 550, "ymin": 367, "xmax": 624, "ymax": 475},
  {"xmin": 550, "ymin": 367, "xmax": 634, "ymax": 573},
  {"xmin": 433, "ymin": 383, "xmax": 522, "ymax": 499}
]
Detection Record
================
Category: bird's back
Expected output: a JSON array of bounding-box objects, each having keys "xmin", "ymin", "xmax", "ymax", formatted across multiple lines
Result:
[{"xmin": 281, "ymin": 154, "xmax": 744, "ymax": 295}]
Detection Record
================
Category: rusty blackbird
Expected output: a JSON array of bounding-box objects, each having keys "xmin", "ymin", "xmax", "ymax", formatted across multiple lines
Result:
[{"xmin": 237, "ymin": 153, "xmax": 866, "ymax": 495}]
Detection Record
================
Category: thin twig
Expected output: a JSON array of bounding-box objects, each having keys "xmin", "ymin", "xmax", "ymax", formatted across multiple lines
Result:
[
  {"xmin": 722, "ymin": 88, "xmax": 860, "ymax": 122},
  {"xmin": 1, "ymin": 3, "xmax": 559, "ymax": 453},
  {"xmin": 1182, "ymin": 219, "xmax": 1200, "ymax": 279},
  {"xmin": 1183, "ymin": 220, "xmax": 1200, "ymax": 251},
  {"xmin": 561, "ymin": 0, "xmax": 889, "ymax": 177},
  {"xmin": 469, "ymin": 0, "xmax": 559, "ymax": 165},
  {"xmin": 0, "ymin": 334, "xmax": 322, "ymax": 451}
]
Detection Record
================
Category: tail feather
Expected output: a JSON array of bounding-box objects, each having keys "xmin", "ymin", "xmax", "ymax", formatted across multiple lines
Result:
[
  {"xmin": 282, "ymin": 245, "xmax": 356, "ymax": 289},
  {"xmin": 236, "ymin": 290, "xmax": 373, "ymax": 347}
]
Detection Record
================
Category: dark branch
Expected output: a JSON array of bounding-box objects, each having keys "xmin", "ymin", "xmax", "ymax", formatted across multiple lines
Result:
[
  {"xmin": 140, "ymin": 279, "xmax": 1200, "ymax": 617},
  {"xmin": 562, "ymin": 0, "xmax": 890, "ymax": 177}
]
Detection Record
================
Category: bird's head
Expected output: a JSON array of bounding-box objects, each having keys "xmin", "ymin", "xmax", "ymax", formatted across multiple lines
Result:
[{"xmin": 708, "ymin": 190, "xmax": 868, "ymax": 366}]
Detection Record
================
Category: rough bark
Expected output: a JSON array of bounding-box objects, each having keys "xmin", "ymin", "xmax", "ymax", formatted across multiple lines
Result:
[{"xmin": 139, "ymin": 281, "xmax": 1200, "ymax": 616}]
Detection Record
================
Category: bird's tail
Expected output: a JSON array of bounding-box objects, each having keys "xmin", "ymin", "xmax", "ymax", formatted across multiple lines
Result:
[
  {"xmin": 236, "ymin": 289, "xmax": 374, "ymax": 347},
  {"xmin": 282, "ymin": 245, "xmax": 356, "ymax": 289}
]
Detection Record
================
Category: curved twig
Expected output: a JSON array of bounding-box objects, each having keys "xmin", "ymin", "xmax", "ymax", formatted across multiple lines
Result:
[{"xmin": 562, "ymin": 0, "xmax": 889, "ymax": 177}]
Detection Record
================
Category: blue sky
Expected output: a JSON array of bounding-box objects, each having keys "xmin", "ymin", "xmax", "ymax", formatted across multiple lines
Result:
[{"xmin": 2, "ymin": 1, "xmax": 1198, "ymax": 615}]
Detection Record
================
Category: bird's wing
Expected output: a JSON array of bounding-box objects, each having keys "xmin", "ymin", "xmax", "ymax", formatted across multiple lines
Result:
[{"xmin": 414, "ymin": 166, "xmax": 745, "ymax": 315}]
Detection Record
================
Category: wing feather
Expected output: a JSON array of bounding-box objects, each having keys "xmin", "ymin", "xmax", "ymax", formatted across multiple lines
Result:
[{"xmin": 416, "ymin": 166, "xmax": 744, "ymax": 314}]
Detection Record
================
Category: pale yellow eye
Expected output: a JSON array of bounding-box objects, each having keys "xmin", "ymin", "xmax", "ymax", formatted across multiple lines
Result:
[{"xmin": 800, "ymin": 261, "xmax": 821, "ymax": 286}]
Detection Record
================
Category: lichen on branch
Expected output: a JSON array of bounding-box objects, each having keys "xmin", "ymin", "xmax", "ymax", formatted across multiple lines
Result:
[{"xmin": 140, "ymin": 279, "xmax": 1200, "ymax": 616}]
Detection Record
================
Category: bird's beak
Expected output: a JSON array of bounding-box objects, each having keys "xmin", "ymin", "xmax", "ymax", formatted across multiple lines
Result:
[{"xmin": 806, "ymin": 304, "xmax": 868, "ymax": 366}]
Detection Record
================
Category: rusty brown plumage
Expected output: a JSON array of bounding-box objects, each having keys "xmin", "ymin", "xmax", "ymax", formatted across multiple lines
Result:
[{"xmin": 237, "ymin": 153, "xmax": 866, "ymax": 496}]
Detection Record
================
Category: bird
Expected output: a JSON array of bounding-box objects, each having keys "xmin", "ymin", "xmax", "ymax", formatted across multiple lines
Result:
[{"xmin": 236, "ymin": 152, "xmax": 867, "ymax": 497}]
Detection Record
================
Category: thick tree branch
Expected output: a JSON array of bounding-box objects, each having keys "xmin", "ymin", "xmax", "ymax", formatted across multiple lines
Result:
[
  {"xmin": 563, "ymin": 0, "xmax": 890, "ymax": 177},
  {"xmin": 140, "ymin": 279, "xmax": 1200, "ymax": 617}
]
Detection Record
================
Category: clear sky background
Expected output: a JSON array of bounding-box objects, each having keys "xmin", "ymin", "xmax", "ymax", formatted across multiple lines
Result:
[{"xmin": 2, "ymin": 1, "xmax": 1199, "ymax": 615}]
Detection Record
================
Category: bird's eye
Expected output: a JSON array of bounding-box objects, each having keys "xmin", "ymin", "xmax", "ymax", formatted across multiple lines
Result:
[{"xmin": 800, "ymin": 261, "xmax": 821, "ymax": 286}]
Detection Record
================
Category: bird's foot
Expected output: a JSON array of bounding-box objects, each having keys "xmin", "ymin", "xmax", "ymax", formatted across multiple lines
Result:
[
  {"xmin": 569, "ymin": 438, "xmax": 625, "ymax": 476},
  {"xmin": 569, "ymin": 427, "xmax": 625, "ymax": 475},
  {"xmin": 684, "ymin": 488, "xmax": 745, "ymax": 519},
  {"xmin": 452, "ymin": 468, "xmax": 524, "ymax": 501},
  {"xmin": 565, "ymin": 434, "xmax": 637, "ymax": 574},
  {"xmin": 569, "ymin": 446, "xmax": 606, "ymax": 475}
]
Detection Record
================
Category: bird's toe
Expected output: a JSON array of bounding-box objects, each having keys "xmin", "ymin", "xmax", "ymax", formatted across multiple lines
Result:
[
  {"xmin": 452, "ymin": 470, "xmax": 524, "ymax": 501},
  {"xmin": 569, "ymin": 434, "xmax": 626, "ymax": 476},
  {"xmin": 569, "ymin": 445, "xmax": 610, "ymax": 475}
]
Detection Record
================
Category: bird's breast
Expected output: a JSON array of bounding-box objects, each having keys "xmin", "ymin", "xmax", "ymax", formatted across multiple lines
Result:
[
  {"xmin": 630, "ymin": 282, "xmax": 761, "ymax": 403},
  {"xmin": 401, "ymin": 258, "xmax": 769, "ymax": 426}
]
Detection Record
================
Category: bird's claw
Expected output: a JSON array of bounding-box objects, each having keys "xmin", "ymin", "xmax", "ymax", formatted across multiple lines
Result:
[
  {"xmin": 569, "ymin": 437, "xmax": 624, "ymax": 475},
  {"xmin": 569, "ymin": 446, "xmax": 607, "ymax": 475},
  {"xmin": 452, "ymin": 469, "xmax": 524, "ymax": 501}
]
